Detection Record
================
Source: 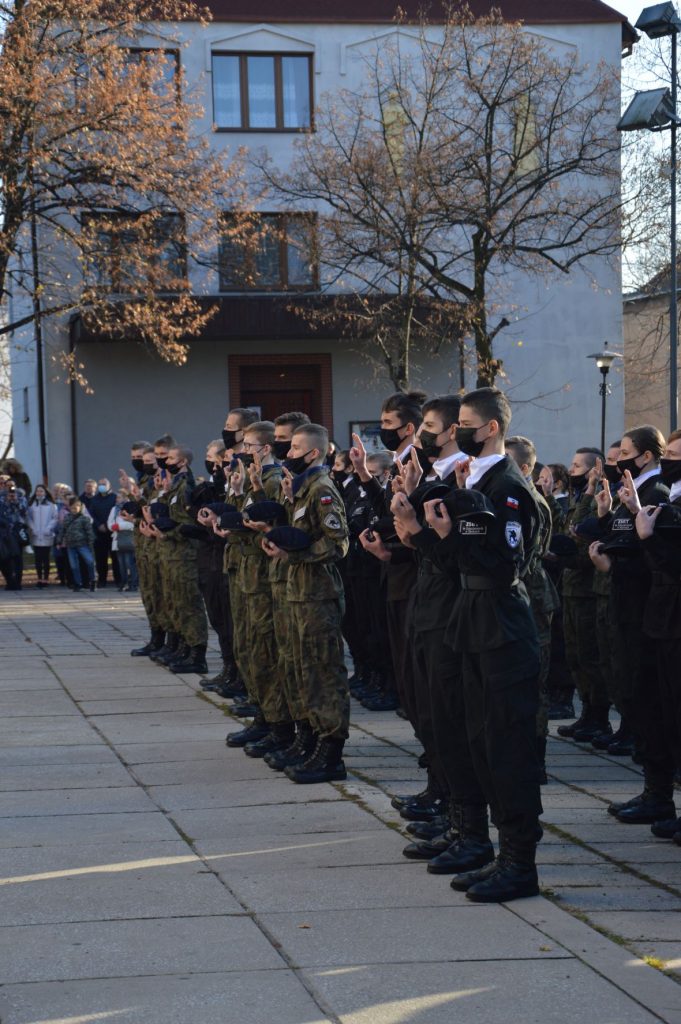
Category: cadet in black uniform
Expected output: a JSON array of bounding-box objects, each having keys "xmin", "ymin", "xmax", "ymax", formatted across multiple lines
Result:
[
  {"xmin": 421, "ymin": 387, "xmax": 544, "ymax": 903},
  {"xmin": 589, "ymin": 425, "xmax": 670, "ymax": 825}
]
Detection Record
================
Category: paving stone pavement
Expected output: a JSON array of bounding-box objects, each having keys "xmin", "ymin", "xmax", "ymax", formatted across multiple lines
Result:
[{"xmin": 1, "ymin": 586, "xmax": 680, "ymax": 1024}]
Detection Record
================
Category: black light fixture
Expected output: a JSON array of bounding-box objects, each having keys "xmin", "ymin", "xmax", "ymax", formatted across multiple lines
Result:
[
  {"xmin": 618, "ymin": 3, "xmax": 681, "ymax": 431},
  {"xmin": 587, "ymin": 344, "xmax": 622, "ymax": 455}
]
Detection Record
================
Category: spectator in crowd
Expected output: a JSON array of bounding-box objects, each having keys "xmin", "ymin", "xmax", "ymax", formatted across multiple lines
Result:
[
  {"xmin": 57, "ymin": 496, "xmax": 96, "ymax": 592},
  {"xmin": 0, "ymin": 483, "xmax": 28, "ymax": 589},
  {"xmin": 79, "ymin": 479, "xmax": 98, "ymax": 511},
  {"xmin": 0, "ymin": 458, "xmax": 32, "ymax": 496},
  {"xmin": 27, "ymin": 486, "xmax": 58, "ymax": 587},
  {"xmin": 89, "ymin": 478, "xmax": 119, "ymax": 587},
  {"xmin": 108, "ymin": 489, "xmax": 137, "ymax": 591}
]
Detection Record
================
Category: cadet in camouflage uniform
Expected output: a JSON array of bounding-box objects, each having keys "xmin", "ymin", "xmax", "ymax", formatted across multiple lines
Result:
[
  {"xmin": 129, "ymin": 443, "xmax": 163, "ymax": 656},
  {"xmin": 262, "ymin": 423, "xmax": 350, "ymax": 785},
  {"xmin": 226, "ymin": 422, "xmax": 288, "ymax": 752}
]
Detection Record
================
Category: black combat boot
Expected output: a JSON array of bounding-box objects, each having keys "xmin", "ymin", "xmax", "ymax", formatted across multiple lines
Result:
[
  {"xmin": 265, "ymin": 720, "xmax": 317, "ymax": 770},
  {"xmin": 131, "ymin": 628, "xmax": 164, "ymax": 657},
  {"xmin": 573, "ymin": 705, "xmax": 611, "ymax": 743},
  {"xmin": 607, "ymin": 788, "xmax": 657, "ymax": 817},
  {"xmin": 427, "ymin": 804, "xmax": 495, "ymax": 875},
  {"xmin": 603, "ymin": 720, "xmax": 636, "ymax": 756},
  {"xmin": 245, "ymin": 722, "xmax": 296, "ymax": 758},
  {"xmin": 348, "ymin": 664, "xmax": 369, "ymax": 696},
  {"xmin": 651, "ymin": 816, "xmax": 681, "ymax": 839},
  {"xmin": 201, "ymin": 660, "xmax": 236, "ymax": 692},
  {"xmin": 285, "ymin": 736, "xmax": 347, "ymax": 784},
  {"xmin": 151, "ymin": 632, "xmax": 179, "ymax": 664},
  {"xmin": 217, "ymin": 670, "xmax": 247, "ymax": 699},
  {"xmin": 403, "ymin": 804, "xmax": 461, "ymax": 861},
  {"xmin": 450, "ymin": 859, "xmax": 499, "ymax": 892},
  {"xmin": 226, "ymin": 709, "xmax": 269, "ymax": 748},
  {"xmin": 464, "ymin": 835, "xmax": 539, "ymax": 903},
  {"xmin": 170, "ymin": 644, "xmax": 209, "ymax": 675},
  {"xmin": 556, "ymin": 699, "xmax": 591, "ymax": 738},
  {"xmin": 404, "ymin": 816, "xmax": 450, "ymax": 840}
]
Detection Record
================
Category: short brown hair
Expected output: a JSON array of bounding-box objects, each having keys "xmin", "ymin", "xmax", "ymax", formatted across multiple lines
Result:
[
  {"xmin": 293, "ymin": 423, "xmax": 329, "ymax": 454},
  {"xmin": 244, "ymin": 420, "xmax": 275, "ymax": 446}
]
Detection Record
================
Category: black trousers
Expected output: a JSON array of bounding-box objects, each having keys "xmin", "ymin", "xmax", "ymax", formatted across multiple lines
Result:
[
  {"xmin": 657, "ymin": 638, "xmax": 681, "ymax": 773},
  {"xmin": 462, "ymin": 639, "xmax": 543, "ymax": 847},
  {"xmin": 414, "ymin": 627, "xmax": 485, "ymax": 808},
  {"xmin": 387, "ymin": 594, "xmax": 417, "ymax": 726},
  {"xmin": 33, "ymin": 545, "xmax": 51, "ymax": 580},
  {"xmin": 198, "ymin": 566, "xmax": 233, "ymax": 663},
  {"xmin": 628, "ymin": 633, "xmax": 677, "ymax": 800},
  {"xmin": 94, "ymin": 532, "xmax": 119, "ymax": 585}
]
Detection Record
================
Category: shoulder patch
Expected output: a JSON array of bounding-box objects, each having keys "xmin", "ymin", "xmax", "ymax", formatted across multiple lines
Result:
[
  {"xmin": 324, "ymin": 513, "xmax": 343, "ymax": 531},
  {"xmin": 506, "ymin": 496, "xmax": 519, "ymax": 510},
  {"xmin": 505, "ymin": 521, "xmax": 522, "ymax": 549},
  {"xmin": 320, "ymin": 495, "xmax": 334, "ymax": 505}
]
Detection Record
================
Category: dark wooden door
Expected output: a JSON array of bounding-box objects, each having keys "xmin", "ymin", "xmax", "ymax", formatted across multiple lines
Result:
[{"xmin": 240, "ymin": 364, "xmax": 322, "ymax": 422}]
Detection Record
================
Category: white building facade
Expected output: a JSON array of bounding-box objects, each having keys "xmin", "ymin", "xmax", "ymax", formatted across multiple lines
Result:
[{"xmin": 8, "ymin": 0, "xmax": 633, "ymax": 487}]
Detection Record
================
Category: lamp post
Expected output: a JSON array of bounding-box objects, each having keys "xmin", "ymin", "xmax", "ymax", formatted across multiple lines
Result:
[
  {"xmin": 618, "ymin": 2, "xmax": 681, "ymax": 432},
  {"xmin": 587, "ymin": 344, "xmax": 623, "ymax": 455}
]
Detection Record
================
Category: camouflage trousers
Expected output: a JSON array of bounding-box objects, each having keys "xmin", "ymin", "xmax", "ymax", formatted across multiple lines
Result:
[
  {"xmin": 271, "ymin": 579, "xmax": 299, "ymax": 721},
  {"xmin": 244, "ymin": 585, "xmax": 291, "ymax": 724},
  {"xmin": 160, "ymin": 541, "xmax": 207, "ymax": 647},
  {"xmin": 227, "ymin": 570, "xmax": 251, "ymax": 691},
  {"xmin": 289, "ymin": 598, "xmax": 350, "ymax": 740}
]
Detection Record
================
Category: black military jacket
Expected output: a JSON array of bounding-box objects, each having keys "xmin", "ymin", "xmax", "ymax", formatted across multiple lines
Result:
[
  {"xmin": 423, "ymin": 457, "xmax": 541, "ymax": 654},
  {"xmin": 599, "ymin": 473, "xmax": 669, "ymax": 627},
  {"xmin": 641, "ymin": 496, "xmax": 681, "ymax": 640}
]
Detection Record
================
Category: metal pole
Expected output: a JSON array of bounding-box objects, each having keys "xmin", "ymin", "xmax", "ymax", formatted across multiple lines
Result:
[
  {"xmin": 28, "ymin": 164, "xmax": 49, "ymax": 486},
  {"xmin": 671, "ymin": 29, "xmax": 678, "ymax": 432},
  {"xmin": 600, "ymin": 370, "xmax": 607, "ymax": 455}
]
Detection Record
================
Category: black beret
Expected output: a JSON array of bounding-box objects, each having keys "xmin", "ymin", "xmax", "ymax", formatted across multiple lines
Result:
[
  {"xmin": 206, "ymin": 501, "xmax": 235, "ymax": 516},
  {"xmin": 148, "ymin": 501, "xmax": 165, "ymax": 519},
  {"xmin": 154, "ymin": 516, "xmax": 176, "ymax": 532},
  {"xmin": 373, "ymin": 514, "xmax": 398, "ymax": 542},
  {"xmin": 122, "ymin": 500, "xmax": 141, "ymax": 517},
  {"xmin": 442, "ymin": 488, "xmax": 496, "ymax": 520},
  {"xmin": 189, "ymin": 481, "xmax": 218, "ymax": 508},
  {"xmin": 265, "ymin": 526, "xmax": 312, "ymax": 551},
  {"xmin": 655, "ymin": 502, "xmax": 681, "ymax": 531},
  {"xmin": 409, "ymin": 482, "xmax": 451, "ymax": 519},
  {"xmin": 573, "ymin": 516, "xmax": 602, "ymax": 541},
  {"xmin": 219, "ymin": 510, "xmax": 246, "ymax": 531},
  {"xmin": 599, "ymin": 531, "xmax": 638, "ymax": 555},
  {"xmin": 549, "ymin": 534, "xmax": 579, "ymax": 558},
  {"xmin": 243, "ymin": 500, "xmax": 288, "ymax": 526}
]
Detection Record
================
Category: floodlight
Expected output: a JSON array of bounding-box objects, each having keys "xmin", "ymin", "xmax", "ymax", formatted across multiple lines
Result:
[
  {"xmin": 617, "ymin": 87, "xmax": 679, "ymax": 130},
  {"xmin": 636, "ymin": 2, "xmax": 681, "ymax": 38}
]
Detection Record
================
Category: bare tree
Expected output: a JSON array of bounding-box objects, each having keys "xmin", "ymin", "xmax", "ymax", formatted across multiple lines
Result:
[{"xmin": 257, "ymin": 4, "xmax": 621, "ymax": 388}]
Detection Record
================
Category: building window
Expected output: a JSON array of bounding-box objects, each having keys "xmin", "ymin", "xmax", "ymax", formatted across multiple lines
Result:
[
  {"xmin": 218, "ymin": 213, "xmax": 317, "ymax": 292},
  {"xmin": 212, "ymin": 53, "xmax": 312, "ymax": 131},
  {"xmin": 124, "ymin": 48, "xmax": 181, "ymax": 97},
  {"xmin": 83, "ymin": 213, "xmax": 186, "ymax": 294}
]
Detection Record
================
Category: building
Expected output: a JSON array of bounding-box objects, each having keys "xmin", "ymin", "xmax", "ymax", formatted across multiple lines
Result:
[
  {"xmin": 8, "ymin": 0, "xmax": 633, "ymax": 486},
  {"xmin": 623, "ymin": 266, "xmax": 680, "ymax": 435}
]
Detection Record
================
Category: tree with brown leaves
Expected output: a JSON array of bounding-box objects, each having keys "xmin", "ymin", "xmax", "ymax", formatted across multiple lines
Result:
[
  {"xmin": 0, "ymin": 0, "xmax": 249, "ymax": 370},
  {"xmin": 257, "ymin": 4, "xmax": 622, "ymax": 389}
]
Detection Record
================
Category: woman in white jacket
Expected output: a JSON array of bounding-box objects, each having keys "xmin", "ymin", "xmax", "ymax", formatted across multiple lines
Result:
[
  {"xmin": 107, "ymin": 492, "xmax": 137, "ymax": 592},
  {"xmin": 27, "ymin": 486, "xmax": 58, "ymax": 587}
]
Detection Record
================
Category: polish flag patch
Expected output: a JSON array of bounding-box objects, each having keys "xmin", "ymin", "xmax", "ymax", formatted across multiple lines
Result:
[
  {"xmin": 506, "ymin": 496, "xmax": 519, "ymax": 509},
  {"xmin": 320, "ymin": 495, "xmax": 333, "ymax": 505}
]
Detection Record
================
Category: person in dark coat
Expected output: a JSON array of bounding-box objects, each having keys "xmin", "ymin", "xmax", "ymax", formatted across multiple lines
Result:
[{"xmin": 88, "ymin": 478, "xmax": 118, "ymax": 586}]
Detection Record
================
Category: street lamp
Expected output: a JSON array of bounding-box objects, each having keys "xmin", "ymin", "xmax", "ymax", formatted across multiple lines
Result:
[
  {"xmin": 587, "ymin": 344, "xmax": 623, "ymax": 455},
  {"xmin": 618, "ymin": 1, "xmax": 681, "ymax": 431}
]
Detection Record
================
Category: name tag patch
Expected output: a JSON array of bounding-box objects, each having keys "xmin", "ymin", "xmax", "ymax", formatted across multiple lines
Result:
[
  {"xmin": 612, "ymin": 517, "xmax": 634, "ymax": 532},
  {"xmin": 459, "ymin": 520, "xmax": 487, "ymax": 536}
]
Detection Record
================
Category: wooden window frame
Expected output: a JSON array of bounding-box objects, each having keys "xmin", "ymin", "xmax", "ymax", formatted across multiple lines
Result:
[
  {"xmin": 218, "ymin": 212, "xmax": 318, "ymax": 293},
  {"xmin": 82, "ymin": 211, "xmax": 187, "ymax": 296},
  {"xmin": 212, "ymin": 51, "xmax": 314, "ymax": 133},
  {"xmin": 124, "ymin": 48, "xmax": 182, "ymax": 99}
]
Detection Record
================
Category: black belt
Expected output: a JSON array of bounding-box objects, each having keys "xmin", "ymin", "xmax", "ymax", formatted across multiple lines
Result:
[{"xmin": 460, "ymin": 574, "xmax": 519, "ymax": 591}]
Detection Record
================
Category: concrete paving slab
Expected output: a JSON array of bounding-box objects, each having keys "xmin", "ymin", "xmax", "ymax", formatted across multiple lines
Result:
[
  {"xmin": 630, "ymin": 942, "xmax": 681, "ymax": 973},
  {"xmin": 65, "ymin": 682, "xmax": 191, "ymax": 700},
  {"xmin": 194, "ymin": 831, "xmax": 405, "ymax": 870},
  {"xmin": 88, "ymin": 711, "xmax": 231, "ymax": 744},
  {"xmin": 77, "ymin": 696, "xmax": 206, "ymax": 714},
  {"xmin": 0, "ymin": 970, "xmax": 331, "ymax": 1024},
  {"xmin": 0, "ymin": 786, "xmax": 152, "ymax": 818},
  {"xmin": 630, "ymin": 862, "xmax": 681, "ymax": 888},
  {"xmin": 0, "ymin": 675, "xmax": 60, "ymax": 691},
  {"xmin": 0, "ymin": 690, "xmax": 78, "ymax": 717},
  {"xmin": 535, "ymin": 843, "xmax": 605, "ymax": 865},
  {"xmin": 259, "ymin": 905, "xmax": 572, "ymax": 967},
  {"xmin": 147, "ymin": 778, "xmax": 345, "ymax": 812},
  {"xmin": 0, "ymin": 761, "xmax": 134, "ymax": 792},
  {"xmin": 0, "ymin": 716, "xmax": 98, "ymax": 746},
  {"xmin": 0, "ymin": 743, "xmax": 117, "ymax": 768},
  {"xmin": 0, "ymin": 851, "xmax": 243, "ymax": 925},
  {"xmin": 588, "ymin": 912, "xmax": 681, "ymax": 941},
  {"xmin": 116, "ymin": 739, "xmax": 235, "ymax": 763},
  {"xmin": 590, "ymin": 842, "xmax": 681, "ymax": 863},
  {"xmin": 0, "ymin": 915, "xmax": 282, "ymax": 983},
  {"xmin": 0, "ymin": 811, "xmax": 179, "ymax": 848},
  {"xmin": 538, "ymin": 863, "xmax": 643, "ymax": 887},
  {"xmin": 554, "ymin": 887, "xmax": 681, "ymax": 912},
  {"xmin": 170, "ymin": 799, "xmax": 387, "ymax": 841},
  {"xmin": 302, "ymin": 958, "xmax": 662, "ymax": 1024},
  {"xmin": 129, "ymin": 757, "xmax": 269, "ymax": 786}
]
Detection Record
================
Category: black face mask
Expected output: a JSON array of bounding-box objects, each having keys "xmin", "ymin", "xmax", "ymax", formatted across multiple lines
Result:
[
  {"xmin": 166, "ymin": 462, "xmax": 182, "ymax": 476},
  {"xmin": 212, "ymin": 465, "xmax": 226, "ymax": 487},
  {"xmin": 617, "ymin": 455, "xmax": 644, "ymax": 480},
  {"xmin": 131, "ymin": 458, "xmax": 145, "ymax": 473},
  {"xmin": 272, "ymin": 440, "xmax": 290, "ymax": 461},
  {"xmin": 284, "ymin": 451, "xmax": 314, "ymax": 476},
  {"xmin": 205, "ymin": 460, "xmax": 218, "ymax": 476},
  {"xmin": 331, "ymin": 470, "xmax": 346, "ymax": 486},
  {"xmin": 456, "ymin": 425, "xmax": 489, "ymax": 458},
  {"xmin": 660, "ymin": 458, "xmax": 681, "ymax": 486},
  {"xmin": 569, "ymin": 472, "xmax": 588, "ymax": 492},
  {"xmin": 222, "ymin": 429, "xmax": 241, "ymax": 449},
  {"xmin": 143, "ymin": 463, "xmax": 156, "ymax": 477},
  {"xmin": 236, "ymin": 453, "xmax": 255, "ymax": 468},
  {"xmin": 603, "ymin": 464, "xmax": 622, "ymax": 487},
  {"xmin": 419, "ymin": 429, "xmax": 444, "ymax": 460},
  {"xmin": 156, "ymin": 456, "xmax": 167, "ymax": 469},
  {"xmin": 379, "ymin": 426, "xmax": 406, "ymax": 452}
]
